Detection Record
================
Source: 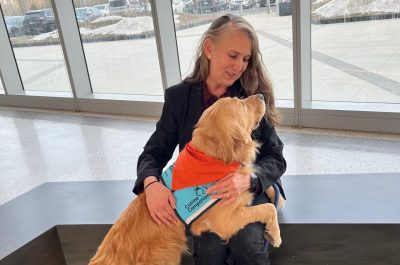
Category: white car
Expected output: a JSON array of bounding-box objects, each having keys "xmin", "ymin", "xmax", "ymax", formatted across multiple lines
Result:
[
  {"xmin": 94, "ymin": 4, "xmax": 111, "ymax": 16},
  {"xmin": 108, "ymin": 0, "xmax": 131, "ymax": 15},
  {"xmin": 75, "ymin": 7, "xmax": 101, "ymax": 22}
]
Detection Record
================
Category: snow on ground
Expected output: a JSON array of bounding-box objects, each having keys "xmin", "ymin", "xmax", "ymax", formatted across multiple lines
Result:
[
  {"xmin": 28, "ymin": 15, "xmax": 183, "ymax": 41},
  {"xmin": 29, "ymin": 30, "xmax": 59, "ymax": 41},
  {"xmin": 313, "ymin": 0, "xmax": 331, "ymax": 4},
  {"xmin": 29, "ymin": 16, "xmax": 157, "ymax": 41},
  {"xmin": 91, "ymin": 15, "xmax": 124, "ymax": 23},
  {"xmin": 174, "ymin": 14, "xmax": 181, "ymax": 24},
  {"xmin": 79, "ymin": 28, "xmax": 92, "ymax": 35},
  {"xmin": 82, "ymin": 16, "xmax": 154, "ymax": 36},
  {"xmin": 313, "ymin": 0, "xmax": 400, "ymax": 17}
]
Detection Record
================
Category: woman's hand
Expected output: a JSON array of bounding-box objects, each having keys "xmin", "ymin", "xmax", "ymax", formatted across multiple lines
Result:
[
  {"xmin": 206, "ymin": 172, "xmax": 251, "ymax": 205},
  {"xmin": 144, "ymin": 176, "xmax": 178, "ymax": 225}
]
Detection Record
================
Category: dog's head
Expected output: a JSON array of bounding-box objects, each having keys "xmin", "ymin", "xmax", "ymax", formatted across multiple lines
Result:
[{"xmin": 192, "ymin": 94, "xmax": 265, "ymax": 165}]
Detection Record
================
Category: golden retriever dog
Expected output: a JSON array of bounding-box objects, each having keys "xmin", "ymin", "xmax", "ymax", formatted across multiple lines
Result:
[{"xmin": 88, "ymin": 94, "xmax": 283, "ymax": 265}]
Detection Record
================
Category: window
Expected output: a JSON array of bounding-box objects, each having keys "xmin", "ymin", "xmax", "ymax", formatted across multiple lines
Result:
[
  {"xmin": 174, "ymin": 1, "xmax": 294, "ymax": 106},
  {"xmin": 311, "ymin": 0, "xmax": 400, "ymax": 112},
  {"xmin": 2, "ymin": 0, "xmax": 72, "ymax": 94},
  {"xmin": 73, "ymin": 0, "xmax": 163, "ymax": 96}
]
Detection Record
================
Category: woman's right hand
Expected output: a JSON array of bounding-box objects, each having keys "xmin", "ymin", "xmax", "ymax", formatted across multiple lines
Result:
[{"xmin": 144, "ymin": 176, "xmax": 178, "ymax": 225}]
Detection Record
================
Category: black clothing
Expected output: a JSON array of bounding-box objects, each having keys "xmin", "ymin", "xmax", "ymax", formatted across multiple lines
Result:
[{"xmin": 193, "ymin": 222, "xmax": 270, "ymax": 265}]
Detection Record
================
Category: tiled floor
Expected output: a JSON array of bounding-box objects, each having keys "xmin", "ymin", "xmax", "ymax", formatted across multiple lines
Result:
[{"xmin": 1, "ymin": 106, "xmax": 400, "ymax": 205}]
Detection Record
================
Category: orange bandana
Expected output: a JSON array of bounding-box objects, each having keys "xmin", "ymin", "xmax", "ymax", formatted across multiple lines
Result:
[{"xmin": 172, "ymin": 142, "xmax": 241, "ymax": 190}]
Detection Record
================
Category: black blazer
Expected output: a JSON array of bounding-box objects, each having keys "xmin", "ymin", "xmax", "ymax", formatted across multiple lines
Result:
[{"xmin": 133, "ymin": 80, "xmax": 286, "ymax": 204}]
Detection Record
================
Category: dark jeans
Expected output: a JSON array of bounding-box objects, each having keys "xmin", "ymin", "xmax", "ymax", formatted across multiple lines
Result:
[{"xmin": 193, "ymin": 222, "xmax": 270, "ymax": 265}]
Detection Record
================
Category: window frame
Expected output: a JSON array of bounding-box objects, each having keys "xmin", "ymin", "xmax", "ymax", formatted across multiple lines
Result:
[{"xmin": 0, "ymin": 0, "xmax": 399, "ymax": 133}]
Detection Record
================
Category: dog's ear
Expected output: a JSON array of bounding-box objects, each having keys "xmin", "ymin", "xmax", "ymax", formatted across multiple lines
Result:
[
  {"xmin": 211, "ymin": 119, "xmax": 257, "ymax": 164},
  {"xmin": 230, "ymin": 123, "xmax": 259, "ymax": 164},
  {"xmin": 216, "ymin": 122, "xmax": 245, "ymax": 164},
  {"xmin": 192, "ymin": 123, "xmax": 235, "ymax": 164}
]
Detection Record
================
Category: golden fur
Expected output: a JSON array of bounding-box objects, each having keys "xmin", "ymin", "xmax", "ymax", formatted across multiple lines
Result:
[{"xmin": 88, "ymin": 95, "xmax": 283, "ymax": 265}]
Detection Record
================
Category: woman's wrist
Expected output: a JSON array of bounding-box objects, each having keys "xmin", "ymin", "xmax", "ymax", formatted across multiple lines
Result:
[
  {"xmin": 144, "ymin": 176, "xmax": 158, "ymax": 186},
  {"xmin": 144, "ymin": 180, "xmax": 159, "ymax": 191}
]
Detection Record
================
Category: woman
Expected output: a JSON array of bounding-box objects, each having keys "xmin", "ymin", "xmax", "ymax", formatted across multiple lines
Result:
[{"xmin": 133, "ymin": 14, "xmax": 286, "ymax": 265}]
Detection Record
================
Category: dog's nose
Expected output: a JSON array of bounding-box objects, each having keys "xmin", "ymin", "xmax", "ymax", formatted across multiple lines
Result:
[{"xmin": 257, "ymin": 94, "xmax": 264, "ymax": 100}]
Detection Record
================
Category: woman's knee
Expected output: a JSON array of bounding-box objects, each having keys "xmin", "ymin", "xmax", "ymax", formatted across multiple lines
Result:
[
  {"xmin": 229, "ymin": 222, "xmax": 268, "ymax": 256},
  {"xmin": 193, "ymin": 232, "xmax": 229, "ymax": 265},
  {"xmin": 228, "ymin": 223, "xmax": 270, "ymax": 265}
]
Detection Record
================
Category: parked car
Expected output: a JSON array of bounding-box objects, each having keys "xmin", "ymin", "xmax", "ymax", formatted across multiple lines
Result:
[
  {"xmin": 259, "ymin": 0, "xmax": 276, "ymax": 7},
  {"xmin": 94, "ymin": 4, "xmax": 110, "ymax": 16},
  {"xmin": 132, "ymin": 3, "xmax": 145, "ymax": 13},
  {"xmin": 75, "ymin": 7, "xmax": 101, "ymax": 22},
  {"xmin": 218, "ymin": 0, "xmax": 229, "ymax": 10},
  {"xmin": 23, "ymin": 9, "xmax": 56, "ymax": 35},
  {"xmin": 242, "ymin": 0, "xmax": 256, "ymax": 8},
  {"xmin": 183, "ymin": 0, "xmax": 197, "ymax": 13},
  {"xmin": 229, "ymin": 0, "xmax": 242, "ymax": 10},
  {"xmin": 230, "ymin": 0, "xmax": 255, "ymax": 9},
  {"xmin": 183, "ymin": 0, "xmax": 226, "ymax": 13},
  {"xmin": 108, "ymin": 0, "xmax": 131, "ymax": 15},
  {"xmin": 5, "ymin": 16, "xmax": 24, "ymax": 37},
  {"xmin": 197, "ymin": 0, "xmax": 222, "ymax": 13}
]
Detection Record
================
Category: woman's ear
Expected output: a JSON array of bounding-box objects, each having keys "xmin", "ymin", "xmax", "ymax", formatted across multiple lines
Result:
[{"xmin": 203, "ymin": 38, "xmax": 213, "ymax": 58}]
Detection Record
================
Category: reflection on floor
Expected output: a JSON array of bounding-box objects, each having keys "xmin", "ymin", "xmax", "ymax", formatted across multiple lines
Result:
[{"xmin": 1, "ymin": 106, "xmax": 400, "ymax": 205}]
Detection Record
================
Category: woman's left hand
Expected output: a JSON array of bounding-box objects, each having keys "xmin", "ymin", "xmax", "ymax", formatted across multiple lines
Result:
[{"xmin": 206, "ymin": 172, "xmax": 251, "ymax": 205}]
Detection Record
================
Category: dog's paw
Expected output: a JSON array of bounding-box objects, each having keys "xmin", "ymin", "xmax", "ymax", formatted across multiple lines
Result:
[{"xmin": 264, "ymin": 228, "xmax": 282, "ymax": 248}]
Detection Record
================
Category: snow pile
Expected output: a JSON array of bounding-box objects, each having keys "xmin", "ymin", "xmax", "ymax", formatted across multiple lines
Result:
[
  {"xmin": 82, "ymin": 16, "xmax": 154, "ymax": 36},
  {"xmin": 29, "ymin": 30, "xmax": 59, "ymax": 41},
  {"xmin": 28, "ymin": 15, "xmax": 180, "ymax": 41},
  {"xmin": 313, "ymin": 0, "xmax": 331, "ymax": 4},
  {"xmin": 79, "ymin": 27, "xmax": 92, "ymax": 35},
  {"xmin": 174, "ymin": 14, "xmax": 180, "ymax": 24},
  {"xmin": 313, "ymin": 0, "xmax": 400, "ymax": 17},
  {"xmin": 91, "ymin": 15, "xmax": 124, "ymax": 23}
]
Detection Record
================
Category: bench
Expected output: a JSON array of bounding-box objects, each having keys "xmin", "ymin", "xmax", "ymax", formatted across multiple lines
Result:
[{"xmin": 1, "ymin": 173, "xmax": 400, "ymax": 265}]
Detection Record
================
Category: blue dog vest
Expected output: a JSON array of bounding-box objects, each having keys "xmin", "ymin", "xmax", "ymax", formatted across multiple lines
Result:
[
  {"xmin": 161, "ymin": 163, "xmax": 282, "ymax": 227},
  {"xmin": 161, "ymin": 163, "xmax": 220, "ymax": 227}
]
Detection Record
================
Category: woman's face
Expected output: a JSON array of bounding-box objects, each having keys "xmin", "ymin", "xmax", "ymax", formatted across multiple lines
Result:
[{"xmin": 205, "ymin": 29, "xmax": 252, "ymax": 93}]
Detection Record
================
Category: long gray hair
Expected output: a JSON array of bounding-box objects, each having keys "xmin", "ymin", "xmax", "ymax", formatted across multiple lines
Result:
[{"xmin": 184, "ymin": 14, "xmax": 280, "ymax": 125}]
